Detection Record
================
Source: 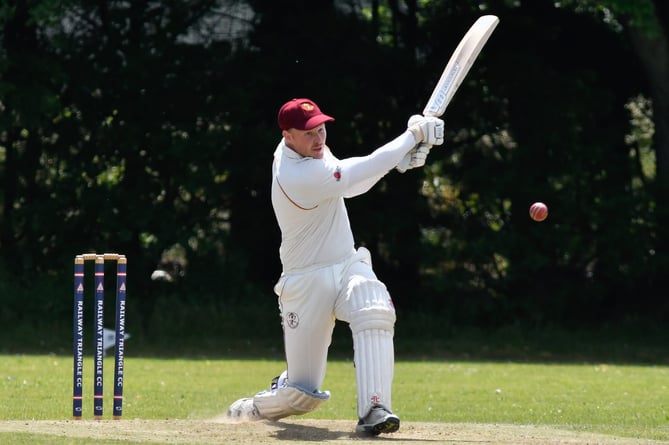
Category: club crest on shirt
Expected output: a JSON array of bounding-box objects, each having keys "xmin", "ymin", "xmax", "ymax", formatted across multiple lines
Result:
[
  {"xmin": 285, "ymin": 312, "xmax": 299, "ymax": 329},
  {"xmin": 334, "ymin": 167, "xmax": 341, "ymax": 181}
]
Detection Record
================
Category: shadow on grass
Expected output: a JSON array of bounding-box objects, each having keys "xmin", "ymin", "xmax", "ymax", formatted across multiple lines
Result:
[{"xmin": 271, "ymin": 421, "xmax": 356, "ymax": 441}]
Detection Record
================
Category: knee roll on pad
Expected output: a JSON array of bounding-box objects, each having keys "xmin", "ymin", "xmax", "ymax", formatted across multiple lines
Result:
[
  {"xmin": 348, "ymin": 279, "xmax": 396, "ymax": 335},
  {"xmin": 254, "ymin": 383, "xmax": 330, "ymax": 420}
]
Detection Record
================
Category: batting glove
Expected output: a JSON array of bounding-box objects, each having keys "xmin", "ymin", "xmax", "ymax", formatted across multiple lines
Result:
[
  {"xmin": 396, "ymin": 144, "xmax": 432, "ymax": 173},
  {"xmin": 407, "ymin": 114, "xmax": 445, "ymax": 146}
]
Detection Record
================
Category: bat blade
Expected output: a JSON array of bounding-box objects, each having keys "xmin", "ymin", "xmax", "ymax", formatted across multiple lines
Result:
[{"xmin": 423, "ymin": 15, "xmax": 499, "ymax": 117}]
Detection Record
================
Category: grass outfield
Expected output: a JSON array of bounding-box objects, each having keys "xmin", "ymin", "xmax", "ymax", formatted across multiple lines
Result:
[{"xmin": 1, "ymin": 355, "xmax": 668, "ymax": 444}]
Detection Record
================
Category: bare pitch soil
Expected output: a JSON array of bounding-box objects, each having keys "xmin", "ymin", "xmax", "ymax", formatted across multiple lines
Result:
[{"xmin": 1, "ymin": 418, "xmax": 666, "ymax": 444}]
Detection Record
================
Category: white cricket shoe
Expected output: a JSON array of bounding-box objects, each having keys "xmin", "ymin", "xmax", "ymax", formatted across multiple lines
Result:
[
  {"xmin": 226, "ymin": 397, "xmax": 263, "ymax": 421},
  {"xmin": 355, "ymin": 404, "xmax": 400, "ymax": 435}
]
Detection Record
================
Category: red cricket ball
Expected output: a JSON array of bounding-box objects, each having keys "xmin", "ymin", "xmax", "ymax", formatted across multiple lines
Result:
[{"xmin": 529, "ymin": 202, "xmax": 548, "ymax": 222}]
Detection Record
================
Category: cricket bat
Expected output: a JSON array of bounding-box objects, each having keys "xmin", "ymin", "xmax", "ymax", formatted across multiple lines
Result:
[
  {"xmin": 423, "ymin": 15, "xmax": 499, "ymax": 117},
  {"xmin": 398, "ymin": 15, "xmax": 499, "ymax": 172}
]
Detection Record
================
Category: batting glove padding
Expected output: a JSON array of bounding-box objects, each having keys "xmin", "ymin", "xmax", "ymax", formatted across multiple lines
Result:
[
  {"xmin": 407, "ymin": 114, "xmax": 444, "ymax": 146},
  {"xmin": 396, "ymin": 144, "xmax": 432, "ymax": 173}
]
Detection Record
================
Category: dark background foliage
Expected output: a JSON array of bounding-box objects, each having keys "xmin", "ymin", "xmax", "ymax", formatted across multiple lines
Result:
[{"xmin": 1, "ymin": 0, "xmax": 667, "ymax": 357}]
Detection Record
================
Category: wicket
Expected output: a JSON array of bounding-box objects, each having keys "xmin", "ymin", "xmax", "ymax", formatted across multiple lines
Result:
[{"xmin": 72, "ymin": 253, "xmax": 127, "ymax": 420}]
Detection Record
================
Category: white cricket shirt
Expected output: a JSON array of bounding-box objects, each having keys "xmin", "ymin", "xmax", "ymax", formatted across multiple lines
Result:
[{"xmin": 271, "ymin": 132, "xmax": 417, "ymax": 273}]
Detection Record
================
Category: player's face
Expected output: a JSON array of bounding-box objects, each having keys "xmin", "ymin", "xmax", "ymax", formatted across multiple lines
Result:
[{"xmin": 283, "ymin": 124, "xmax": 327, "ymax": 159}]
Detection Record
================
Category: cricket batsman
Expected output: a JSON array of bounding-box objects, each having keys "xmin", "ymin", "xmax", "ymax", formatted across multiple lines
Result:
[{"xmin": 227, "ymin": 98, "xmax": 444, "ymax": 435}]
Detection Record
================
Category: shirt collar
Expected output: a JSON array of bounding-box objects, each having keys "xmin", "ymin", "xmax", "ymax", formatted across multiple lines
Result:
[{"xmin": 279, "ymin": 138, "xmax": 306, "ymax": 159}]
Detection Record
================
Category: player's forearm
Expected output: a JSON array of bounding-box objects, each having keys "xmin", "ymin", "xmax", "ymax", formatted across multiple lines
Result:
[{"xmin": 341, "ymin": 131, "xmax": 416, "ymax": 191}]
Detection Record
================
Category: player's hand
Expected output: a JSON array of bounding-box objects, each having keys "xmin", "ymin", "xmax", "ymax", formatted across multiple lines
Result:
[
  {"xmin": 396, "ymin": 144, "xmax": 432, "ymax": 173},
  {"xmin": 407, "ymin": 114, "xmax": 444, "ymax": 146}
]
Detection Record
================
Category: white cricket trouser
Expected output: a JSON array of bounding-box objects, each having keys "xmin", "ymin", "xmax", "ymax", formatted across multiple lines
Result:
[{"xmin": 274, "ymin": 247, "xmax": 396, "ymax": 418}]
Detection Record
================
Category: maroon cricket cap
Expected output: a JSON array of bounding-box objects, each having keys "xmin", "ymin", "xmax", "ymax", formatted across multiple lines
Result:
[{"xmin": 278, "ymin": 98, "xmax": 335, "ymax": 131}]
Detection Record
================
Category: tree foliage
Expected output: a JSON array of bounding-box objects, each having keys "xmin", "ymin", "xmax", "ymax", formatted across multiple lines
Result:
[{"xmin": 1, "ymin": 0, "xmax": 667, "ymax": 338}]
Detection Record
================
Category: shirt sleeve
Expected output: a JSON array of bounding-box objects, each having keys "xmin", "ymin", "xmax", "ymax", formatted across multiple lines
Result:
[
  {"xmin": 339, "ymin": 130, "xmax": 417, "ymax": 197},
  {"xmin": 277, "ymin": 130, "xmax": 417, "ymax": 205}
]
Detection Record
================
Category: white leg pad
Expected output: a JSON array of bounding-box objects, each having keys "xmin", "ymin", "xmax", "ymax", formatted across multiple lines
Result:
[
  {"xmin": 253, "ymin": 382, "xmax": 330, "ymax": 420},
  {"xmin": 348, "ymin": 279, "xmax": 396, "ymax": 419},
  {"xmin": 353, "ymin": 328, "xmax": 395, "ymax": 419}
]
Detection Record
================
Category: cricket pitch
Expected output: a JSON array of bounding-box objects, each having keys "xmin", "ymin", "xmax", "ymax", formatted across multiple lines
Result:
[{"xmin": 1, "ymin": 418, "xmax": 666, "ymax": 444}]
